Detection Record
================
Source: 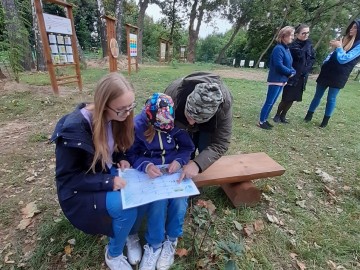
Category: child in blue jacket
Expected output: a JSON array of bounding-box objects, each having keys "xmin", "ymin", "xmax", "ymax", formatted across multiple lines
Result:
[{"xmin": 126, "ymin": 93, "xmax": 195, "ymax": 270}]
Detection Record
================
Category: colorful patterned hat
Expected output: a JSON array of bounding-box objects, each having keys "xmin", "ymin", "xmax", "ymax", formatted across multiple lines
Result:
[{"xmin": 145, "ymin": 93, "xmax": 175, "ymax": 132}]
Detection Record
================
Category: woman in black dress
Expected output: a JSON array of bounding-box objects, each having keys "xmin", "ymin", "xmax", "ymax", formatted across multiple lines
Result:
[{"xmin": 274, "ymin": 24, "xmax": 315, "ymax": 123}]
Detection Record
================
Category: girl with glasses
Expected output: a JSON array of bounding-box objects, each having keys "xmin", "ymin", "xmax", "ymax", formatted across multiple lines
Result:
[
  {"xmin": 51, "ymin": 73, "xmax": 138, "ymax": 270},
  {"xmin": 274, "ymin": 24, "xmax": 315, "ymax": 123}
]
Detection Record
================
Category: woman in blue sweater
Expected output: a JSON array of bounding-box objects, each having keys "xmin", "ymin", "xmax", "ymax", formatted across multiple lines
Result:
[
  {"xmin": 304, "ymin": 19, "xmax": 360, "ymax": 127},
  {"xmin": 258, "ymin": 26, "xmax": 296, "ymax": 129}
]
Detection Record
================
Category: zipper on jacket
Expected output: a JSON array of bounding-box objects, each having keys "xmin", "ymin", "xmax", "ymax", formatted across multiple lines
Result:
[{"xmin": 157, "ymin": 131, "xmax": 166, "ymax": 164}]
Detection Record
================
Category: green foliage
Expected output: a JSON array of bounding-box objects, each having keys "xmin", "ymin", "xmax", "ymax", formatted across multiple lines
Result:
[
  {"xmin": 1, "ymin": 0, "xmax": 32, "ymax": 81},
  {"xmin": 196, "ymin": 33, "xmax": 228, "ymax": 62}
]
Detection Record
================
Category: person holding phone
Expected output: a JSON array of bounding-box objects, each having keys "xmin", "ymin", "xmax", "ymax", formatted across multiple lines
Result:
[{"xmin": 304, "ymin": 19, "xmax": 360, "ymax": 127}]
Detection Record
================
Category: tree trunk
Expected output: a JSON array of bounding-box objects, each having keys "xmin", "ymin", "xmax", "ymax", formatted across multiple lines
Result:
[
  {"xmin": 31, "ymin": 0, "xmax": 46, "ymax": 71},
  {"xmin": 1, "ymin": 0, "xmax": 33, "ymax": 71},
  {"xmin": 137, "ymin": 0, "xmax": 150, "ymax": 64},
  {"xmin": 0, "ymin": 68, "xmax": 6, "ymax": 79},
  {"xmin": 187, "ymin": 0, "xmax": 205, "ymax": 63},
  {"xmin": 255, "ymin": 10, "xmax": 289, "ymax": 68},
  {"xmin": 97, "ymin": 0, "xmax": 107, "ymax": 57},
  {"xmin": 169, "ymin": 0, "xmax": 177, "ymax": 40},
  {"xmin": 115, "ymin": 0, "xmax": 123, "ymax": 54},
  {"xmin": 215, "ymin": 18, "xmax": 243, "ymax": 64}
]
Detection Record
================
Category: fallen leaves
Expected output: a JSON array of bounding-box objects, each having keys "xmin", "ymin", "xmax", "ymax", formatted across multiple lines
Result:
[
  {"xmin": 327, "ymin": 260, "xmax": 346, "ymax": 269},
  {"xmin": 196, "ymin": 199, "xmax": 216, "ymax": 215},
  {"xmin": 233, "ymin": 220, "xmax": 243, "ymax": 231},
  {"xmin": 4, "ymin": 252, "xmax": 15, "ymax": 264},
  {"xmin": 242, "ymin": 219, "xmax": 265, "ymax": 237},
  {"xmin": 289, "ymin": 253, "xmax": 306, "ymax": 270},
  {"xmin": 266, "ymin": 213, "xmax": 284, "ymax": 226},
  {"xmin": 21, "ymin": 201, "xmax": 40, "ymax": 218},
  {"xmin": 17, "ymin": 201, "xmax": 41, "ymax": 230},
  {"xmin": 315, "ymin": 168, "xmax": 334, "ymax": 183},
  {"xmin": 175, "ymin": 248, "xmax": 188, "ymax": 257},
  {"xmin": 296, "ymin": 200, "xmax": 306, "ymax": 209}
]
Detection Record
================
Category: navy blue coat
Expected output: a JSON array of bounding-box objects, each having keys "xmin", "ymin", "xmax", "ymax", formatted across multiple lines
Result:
[
  {"xmin": 267, "ymin": 43, "xmax": 296, "ymax": 83},
  {"xmin": 51, "ymin": 104, "xmax": 124, "ymax": 237},
  {"xmin": 126, "ymin": 110, "xmax": 195, "ymax": 172}
]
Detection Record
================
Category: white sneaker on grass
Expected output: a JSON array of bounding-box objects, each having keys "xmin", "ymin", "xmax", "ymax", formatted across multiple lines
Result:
[
  {"xmin": 156, "ymin": 239, "xmax": 177, "ymax": 270},
  {"xmin": 126, "ymin": 234, "xmax": 142, "ymax": 265},
  {"xmin": 139, "ymin": 244, "xmax": 162, "ymax": 270},
  {"xmin": 104, "ymin": 245, "xmax": 132, "ymax": 270}
]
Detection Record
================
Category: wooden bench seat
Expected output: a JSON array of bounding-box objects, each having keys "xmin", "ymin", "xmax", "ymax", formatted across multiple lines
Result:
[{"xmin": 192, "ymin": 152, "xmax": 285, "ymax": 207}]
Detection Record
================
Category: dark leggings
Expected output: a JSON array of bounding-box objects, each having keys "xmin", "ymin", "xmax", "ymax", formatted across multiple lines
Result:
[{"xmin": 276, "ymin": 100, "xmax": 293, "ymax": 118}]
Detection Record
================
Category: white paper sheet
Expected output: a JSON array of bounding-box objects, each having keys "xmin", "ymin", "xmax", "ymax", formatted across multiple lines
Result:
[{"xmin": 120, "ymin": 166, "xmax": 199, "ymax": 209}]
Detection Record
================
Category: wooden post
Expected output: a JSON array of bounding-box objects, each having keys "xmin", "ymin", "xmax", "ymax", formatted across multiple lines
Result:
[
  {"xmin": 34, "ymin": 0, "xmax": 58, "ymax": 94},
  {"xmin": 125, "ymin": 24, "xmax": 139, "ymax": 75},
  {"xmin": 103, "ymin": 15, "xmax": 118, "ymax": 72},
  {"xmin": 159, "ymin": 38, "xmax": 168, "ymax": 64},
  {"xmin": 180, "ymin": 45, "xmax": 187, "ymax": 62},
  {"xmin": 66, "ymin": 6, "xmax": 82, "ymax": 91},
  {"xmin": 126, "ymin": 25, "xmax": 131, "ymax": 75}
]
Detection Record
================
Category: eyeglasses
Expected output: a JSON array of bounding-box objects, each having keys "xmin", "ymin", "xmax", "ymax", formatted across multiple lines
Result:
[
  {"xmin": 107, "ymin": 102, "xmax": 137, "ymax": 116},
  {"xmin": 300, "ymin": 32, "xmax": 310, "ymax": 36}
]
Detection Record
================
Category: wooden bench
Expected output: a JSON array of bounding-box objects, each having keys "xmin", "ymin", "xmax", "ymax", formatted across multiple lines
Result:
[{"xmin": 193, "ymin": 152, "xmax": 285, "ymax": 207}]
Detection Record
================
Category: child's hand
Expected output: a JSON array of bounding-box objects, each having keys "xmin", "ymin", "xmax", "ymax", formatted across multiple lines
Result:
[
  {"xmin": 168, "ymin": 160, "xmax": 181, "ymax": 174},
  {"xmin": 146, "ymin": 164, "xmax": 162, "ymax": 179},
  {"xmin": 117, "ymin": 160, "xmax": 130, "ymax": 171},
  {"xmin": 113, "ymin": 176, "xmax": 126, "ymax": 190}
]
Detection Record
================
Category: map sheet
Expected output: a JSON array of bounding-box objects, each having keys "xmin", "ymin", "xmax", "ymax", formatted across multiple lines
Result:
[{"xmin": 119, "ymin": 167, "xmax": 199, "ymax": 209}]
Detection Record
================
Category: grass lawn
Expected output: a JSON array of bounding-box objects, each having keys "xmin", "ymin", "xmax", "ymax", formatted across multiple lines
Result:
[{"xmin": 0, "ymin": 63, "xmax": 359, "ymax": 269}]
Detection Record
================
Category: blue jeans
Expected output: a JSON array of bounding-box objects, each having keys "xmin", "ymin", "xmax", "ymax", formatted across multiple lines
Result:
[
  {"xmin": 260, "ymin": 85, "xmax": 284, "ymax": 123},
  {"xmin": 308, "ymin": 84, "xmax": 340, "ymax": 117},
  {"xmin": 131, "ymin": 197, "xmax": 188, "ymax": 248},
  {"xmin": 106, "ymin": 191, "xmax": 138, "ymax": 257}
]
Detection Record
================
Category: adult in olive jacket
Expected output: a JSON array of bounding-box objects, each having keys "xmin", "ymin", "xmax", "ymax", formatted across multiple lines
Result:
[{"xmin": 165, "ymin": 72, "xmax": 233, "ymax": 181}]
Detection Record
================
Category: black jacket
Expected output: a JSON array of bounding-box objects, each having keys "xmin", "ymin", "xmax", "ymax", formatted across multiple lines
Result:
[
  {"xmin": 317, "ymin": 19, "xmax": 360, "ymax": 89},
  {"xmin": 287, "ymin": 39, "xmax": 315, "ymax": 87}
]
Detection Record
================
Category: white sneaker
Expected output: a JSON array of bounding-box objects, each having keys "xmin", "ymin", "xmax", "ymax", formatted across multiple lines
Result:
[
  {"xmin": 139, "ymin": 244, "xmax": 162, "ymax": 270},
  {"xmin": 126, "ymin": 234, "xmax": 142, "ymax": 265},
  {"xmin": 156, "ymin": 239, "xmax": 177, "ymax": 270},
  {"xmin": 104, "ymin": 245, "xmax": 132, "ymax": 270}
]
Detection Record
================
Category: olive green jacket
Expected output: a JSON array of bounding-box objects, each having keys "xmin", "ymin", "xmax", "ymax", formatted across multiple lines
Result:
[{"xmin": 165, "ymin": 72, "xmax": 233, "ymax": 172}]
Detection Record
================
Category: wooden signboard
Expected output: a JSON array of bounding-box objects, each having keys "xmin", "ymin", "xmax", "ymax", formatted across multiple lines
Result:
[
  {"xmin": 103, "ymin": 15, "xmax": 118, "ymax": 72},
  {"xmin": 34, "ymin": 0, "xmax": 82, "ymax": 94},
  {"xmin": 125, "ymin": 24, "xmax": 139, "ymax": 75}
]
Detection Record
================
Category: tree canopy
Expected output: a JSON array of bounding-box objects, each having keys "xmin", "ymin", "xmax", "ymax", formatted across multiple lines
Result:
[{"xmin": 0, "ymin": 0, "xmax": 359, "ymax": 73}]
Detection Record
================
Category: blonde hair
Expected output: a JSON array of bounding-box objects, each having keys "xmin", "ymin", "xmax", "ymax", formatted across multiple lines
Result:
[
  {"xmin": 343, "ymin": 22, "xmax": 357, "ymax": 51},
  {"xmin": 276, "ymin": 26, "xmax": 295, "ymax": 43},
  {"xmin": 144, "ymin": 125, "xmax": 156, "ymax": 143},
  {"xmin": 90, "ymin": 73, "xmax": 135, "ymax": 172}
]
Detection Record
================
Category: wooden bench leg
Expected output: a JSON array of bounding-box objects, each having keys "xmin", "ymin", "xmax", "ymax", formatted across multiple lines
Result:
[{"xmin": 221, "ymin": 181, "xmax": 261, "ymax": 207}]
